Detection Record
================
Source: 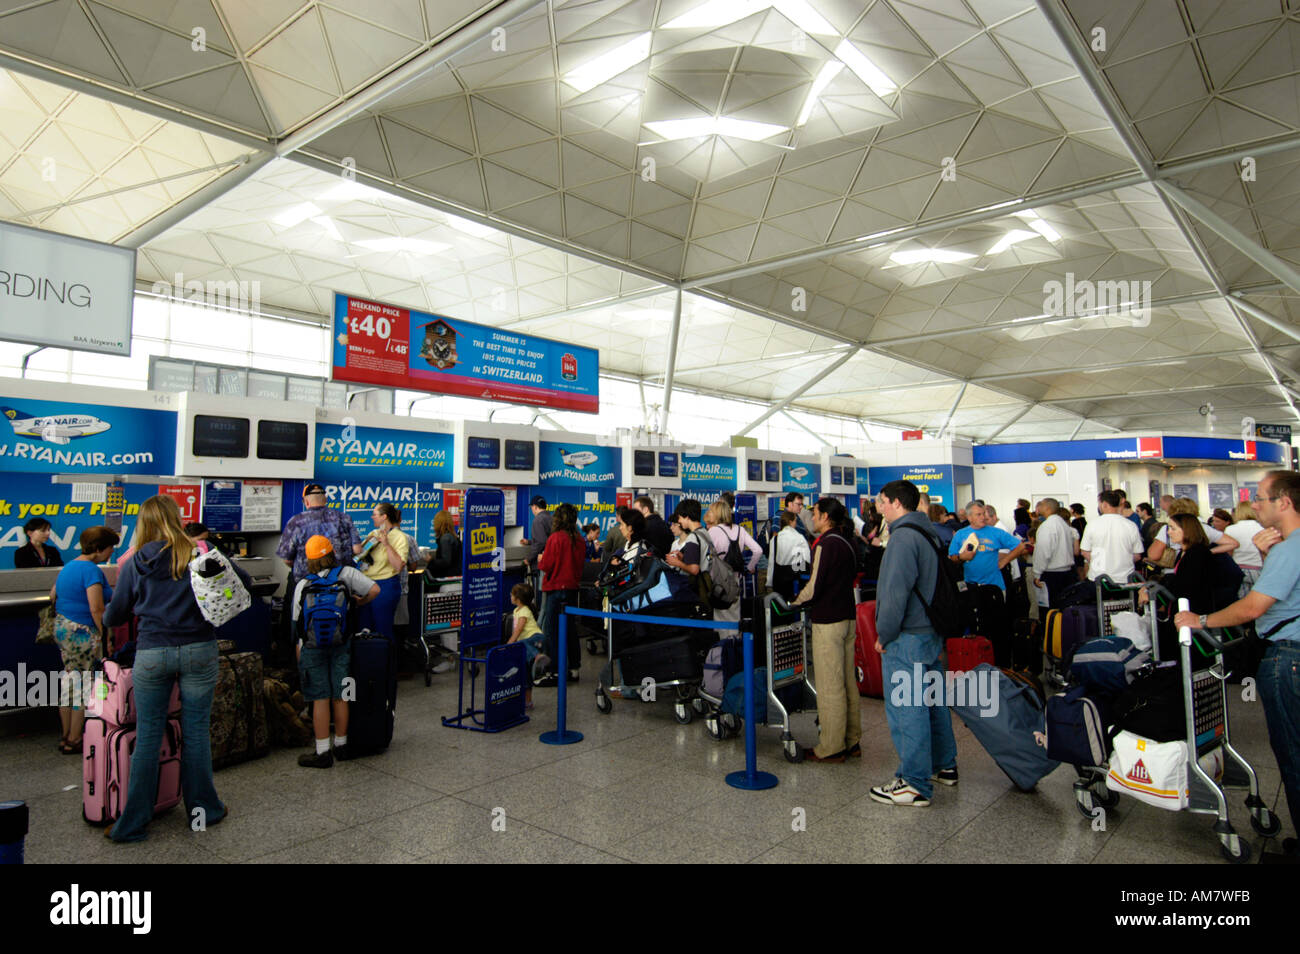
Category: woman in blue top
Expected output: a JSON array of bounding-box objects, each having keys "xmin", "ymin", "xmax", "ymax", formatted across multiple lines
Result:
[
  {"xmin": 51, "ymin": 526, "xmax": 119, "ymax": 754},
  {"xmin": 102, "ymin": 494, "xmax": 252, "ymax": 843}
]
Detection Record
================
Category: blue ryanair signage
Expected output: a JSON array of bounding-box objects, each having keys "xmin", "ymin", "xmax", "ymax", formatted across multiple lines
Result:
[
  {"xmin": 782, "ymin": 460, "xmax": 820, "ymax": 493},
  {"xmin": 0, "ymin": 397, "xmax": 175, "ymax": 474},
  {"xmin": 315, "ymin": 422, "xmax": 453, "ymax": 482},
  {"xmin": 681, "ymin": 453, "xmax": 737, "ymax": 490},
  {"xmin": 537, "ymin": 441, "xmax": 619, "ymax": 486}
]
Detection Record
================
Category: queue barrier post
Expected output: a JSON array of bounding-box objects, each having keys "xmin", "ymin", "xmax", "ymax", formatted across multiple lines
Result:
[
  {"xmin": 540, "ymin": 611, "xmax": 583, "ymax": 745},
  {"xmin": 725, "ymin": 628, "xmax": 778, "ymax": 791}
]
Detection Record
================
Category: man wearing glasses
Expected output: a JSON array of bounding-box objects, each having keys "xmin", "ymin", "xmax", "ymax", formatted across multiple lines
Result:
[{"xmin": 1175, "ymin": 471, "xmax": 1300, "ymax": 864}]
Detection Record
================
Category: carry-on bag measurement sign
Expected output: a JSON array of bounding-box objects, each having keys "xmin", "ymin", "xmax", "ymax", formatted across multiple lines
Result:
[{"xmin": 460, "ymin": 488, "xmax": 505, "ymax": 648}]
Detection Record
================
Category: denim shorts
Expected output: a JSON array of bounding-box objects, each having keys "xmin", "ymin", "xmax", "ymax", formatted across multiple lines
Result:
[
  {"xmin": 519, "ymin": 634, "xmax": 547, "ymax": 665},
  {"xmin": 299, "ymin": 644, "xmax": 352, "ymax": 701}
]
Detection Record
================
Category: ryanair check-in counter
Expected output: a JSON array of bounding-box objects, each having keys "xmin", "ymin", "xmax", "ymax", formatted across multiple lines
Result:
[
  {"xmin": 971, "ymin": 434, "xmax": 1290, "ymax": 522},
  {"xmin": 847, "ymin": 438, "xmax": 975, "ymax": 515}
]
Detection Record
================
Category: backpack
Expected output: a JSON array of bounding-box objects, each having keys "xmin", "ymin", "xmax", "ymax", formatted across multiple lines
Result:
[
  {"xmin": 1069, "ymin": 636, "xmax": 1151, "ymax": 693},
  {"xmin": 890, "ymin": 523, "xmax": 967, "ymax": 638},
  {"xmin": 722, "ymin": 527, "xmax": 745, "ymax": 574},
  {"xmin": 693, "ymin": 529, "xmax": 739, "ymax": 609},
  {"xmin": 299, "ymin": 567, "xmax": 351, "ymax": 648},
  {"xmin": 188, "ymin": 543, "xmax": 251, "ymax": 628}
]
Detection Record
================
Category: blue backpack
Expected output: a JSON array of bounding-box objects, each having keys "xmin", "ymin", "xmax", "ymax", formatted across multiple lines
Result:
[
  {"xmin": 1069, "ymin": 636, "xmax": 1150, "ymax": 693},
  {"xmin": 300, "ymin": 568, "xmax": 351, "ymax": 648}
]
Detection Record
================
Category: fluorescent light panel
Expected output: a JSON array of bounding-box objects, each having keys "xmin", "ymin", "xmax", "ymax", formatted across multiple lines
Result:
[
  {"xmin": 273, "ymin": 202, "xmax": 323, "ymax": 228},
  {"xmin": 565, "ymin": 32, "xmax": 652, "ymax": 92},
  {"xmin": 797, "ymin": 61, "xmax": 843, "ymax": 126},
  {"xmin": 890, "ymin": 248, "xmax": 976, "ymax": 265},
  {"xmin": 644, "ymin": 116, "xmax": 788, "ymax": 141},
  {"xmin": 986, "ymin": 229, "xmax": 1037, "ymax": 255},
  {"xmin": 835, "ymin": 40, "xmax": 895, "ymax": 96}
]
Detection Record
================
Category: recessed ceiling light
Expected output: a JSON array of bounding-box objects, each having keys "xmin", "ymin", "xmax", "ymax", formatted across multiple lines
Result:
[
  {"xmin": 889, "ymin": 248, "xmax": 976, "ymax": 265},
  {"xmin": 834, "ymin": 40, "xmax": 895, "ymax": 97},
  {"xmin": 797, "ymin": 61, "xmax": 843, "ymax": 126},
  {"xmin": 986, "ymin": 229, "xmax": 1038, "ymax": 256},
  {"xmin": 1025, "ymin": 218, "xmax": 1061, "ymax": 242},
  {"xmin": 643, "ymin": 117, "xmax": 789, "ymax": 141},
  {"xmin": 273, "ymin": 202, "xmax": 324, "ymax": 228},
  {"xmin": 311, "ymin": 216, "xmax": 343, "ymax": 241},
  {"xmin": 444, "ymin": 216, "xmax": 500, "ymax": 239},
  {"xmin": 319, "ymin": 181, "xmax": 372, "ymax": 202},
  {"xmin": 356, "ymin": 237, "xmax": 450, "ymax": 255},
  {"xmin": 564, "ymin": 32, "xmax": 653, "ymax": 92}
]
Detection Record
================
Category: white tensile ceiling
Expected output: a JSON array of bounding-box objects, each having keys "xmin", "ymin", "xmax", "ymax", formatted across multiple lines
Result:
[{"xmin": 1, "ymin": 0, "xmax": 1299, "ymax": 443}]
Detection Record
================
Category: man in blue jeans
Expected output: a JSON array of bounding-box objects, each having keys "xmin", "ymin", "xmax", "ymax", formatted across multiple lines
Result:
[
  {"xmin": 870, "ymin": 479, "xmax": 958, "ymax": 807},
  {"xmin": 1175, "ymin": 469, "xmax": 1300, "ymax": 862}
]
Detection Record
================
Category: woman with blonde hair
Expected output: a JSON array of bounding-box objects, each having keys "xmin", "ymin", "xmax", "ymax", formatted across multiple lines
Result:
[
  {"xmin": 1147, "ymin": 496, "xmax": 1238, "ymax": 564},
  {"xmin": 101, "ymin": 494, "xmax": 252, "ymax": 843},
  {"xmin": 1225, "ymin": 501, "xmax": 1265, "ymax": 595},
  {"xmin": 704, "ymin": 496, "xmax": 761, "ymax": 638}
]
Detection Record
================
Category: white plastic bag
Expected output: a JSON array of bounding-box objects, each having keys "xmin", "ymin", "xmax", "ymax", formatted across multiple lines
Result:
[
  {"xmin": 1110, "ymin": 611, "xmax": 1151, "ymax": 652},
  {"xmin": 1106, "ymin": 730, "xmax": 1188, "ymax": 810},
  {"xmin": 189, "ymin": 546, "xmax": 251, "ymax": 628}
]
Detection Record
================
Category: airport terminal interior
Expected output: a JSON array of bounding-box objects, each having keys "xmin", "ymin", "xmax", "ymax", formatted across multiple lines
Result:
[{"xmin": 2, "ymin": 0, "xmax": 1300, "ymax": 867}]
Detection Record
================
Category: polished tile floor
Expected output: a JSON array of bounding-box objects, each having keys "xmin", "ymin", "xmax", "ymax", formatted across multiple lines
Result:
[{"xmin": 2, "ymin": 654, "xmax": 1292, "ymax": 864}]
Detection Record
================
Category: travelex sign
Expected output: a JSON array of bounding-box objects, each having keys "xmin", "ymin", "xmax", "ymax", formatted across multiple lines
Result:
[
  {"xmin": 331, "ymin": 293, "xmax": 599, "ymax": 413},
  {"xmin": 681, "ymin": 453, "xmax": 737, "ymax": 490},
  {"xmin": 974, "ymin": 436, "xmax": 1286, "ymax": 465},
  {"xmin": 315, "ymin": 422, "xmax": 453, "ymax": 482},
  {"xmin": 782, "ymin": 460, "xmax": 821, "ymax": 494},
  {"xmin": 537, "ymin": 441, "xmax": 619, "ymax": 486},
  {"xmin": 0, "ymin": 397, "xmax": 174, "ymax": 474}
]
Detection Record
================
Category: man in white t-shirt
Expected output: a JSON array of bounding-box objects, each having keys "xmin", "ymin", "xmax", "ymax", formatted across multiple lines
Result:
[{"xmin": 1080, "ymin": 491, "xmax": 1144, "ymax": 582}]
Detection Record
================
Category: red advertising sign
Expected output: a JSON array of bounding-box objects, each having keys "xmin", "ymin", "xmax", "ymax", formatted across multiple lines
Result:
[
  {"xmin": 158, "ymin": 484, "xmax": 200, "ymax": 523},
  {"xmin": 616, "ymin": 491, "xmax": 634, "ymax": 509},
  {"xmin": 1138, "ymin": 437, "xmax": 1163, "ymax": 459},
  {"xmin": 902, "ymin": 430, "xmax": 923, "ymax": 441},
  {"xmin": 443, "ymin": 488, "xmax": 463, "ymax": 527},
  {"xmin": 1244, "ymin": 440, "xmax": 1257, "ymax": 461}
]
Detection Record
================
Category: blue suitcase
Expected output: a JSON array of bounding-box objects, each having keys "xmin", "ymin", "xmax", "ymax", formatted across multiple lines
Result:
[
  {"xmin": 952, "ymin": 664, "xmax": 1059, "ymax": 792},
  {"xmin": 349, "ymin": 630, "xmax": 396, "ymax": 755}
]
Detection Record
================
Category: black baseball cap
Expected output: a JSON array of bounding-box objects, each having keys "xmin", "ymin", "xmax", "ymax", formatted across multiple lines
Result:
[
  {"xmin": 530, "ymin": 495, "xmax": 547, "ymax": 509},
  {"xmin": 303, "ymin": 483, "xmax": 326, "ymax": 496}
]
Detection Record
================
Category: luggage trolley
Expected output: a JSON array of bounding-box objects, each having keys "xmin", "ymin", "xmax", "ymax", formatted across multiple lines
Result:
[
  {"xmin": 1094, "ymin": 575, "xmax": 1141, "ymax": 637},
  {"xmin": 419, "ymin": 574, "xmax": 463, "ymax": 686},
  {"xmin": 1071, "ymin": 584, "xmax": 1280, "ymax": 863},
  {"xmin": 703, "ymin": 592, "xmax": 816, "ymax": 764}
]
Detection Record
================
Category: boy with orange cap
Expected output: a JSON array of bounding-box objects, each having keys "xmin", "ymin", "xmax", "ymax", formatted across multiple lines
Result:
[{"xmin": 292, "ymin": 535, "xmax": 379, "ymax": 768}]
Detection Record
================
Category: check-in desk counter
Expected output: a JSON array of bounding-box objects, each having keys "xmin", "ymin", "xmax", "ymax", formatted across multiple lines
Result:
[{"xmin": 0, "ymin": 557, "xmax": 279, "ymax": 700}]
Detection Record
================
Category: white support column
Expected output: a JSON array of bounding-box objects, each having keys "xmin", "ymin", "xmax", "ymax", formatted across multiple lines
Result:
[
  {"xmin": 659, "ymin": 287, "xmax": 683, "ymax": 434},
  {"xmin": 935, "ymin": 383, "xmax": 968, "ymax": 439},
  {"xmin": 736, "ymin": 347, "xmax": 860, "ymax": 436}
]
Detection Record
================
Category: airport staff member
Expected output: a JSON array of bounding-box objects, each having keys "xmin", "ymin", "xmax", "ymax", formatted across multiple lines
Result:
[
  {"xmin": 1175, "ymin": 470, "xmax": 1300, "ymax": 864},
  {"xmin": 277, "ymin": 482, "xmax": 363, "ymax": 617}
]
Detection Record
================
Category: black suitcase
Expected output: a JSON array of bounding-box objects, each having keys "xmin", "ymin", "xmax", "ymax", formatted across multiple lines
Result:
[
  {"xmin": 1011, "ymin": 618, "xmax": 1041, "ymax": 674},
  {"xmin": 615, "ymin": 635, "xmax": 701, "ymax": 686},
  {"xmin": 348, "ymin": 631, "xmax": 396, "ymax": 755}
]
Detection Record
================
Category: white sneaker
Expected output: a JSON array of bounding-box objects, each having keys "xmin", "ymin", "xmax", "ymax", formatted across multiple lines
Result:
[{"xmin": 869, "ymin": 777, "xmax": 930, "ymax": 807}]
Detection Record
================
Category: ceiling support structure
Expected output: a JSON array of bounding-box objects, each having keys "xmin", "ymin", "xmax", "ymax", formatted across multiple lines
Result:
[
  {"xmin": 19, "ymin": 347, "xmax": 45, "ymax": 378},
  {"xmin": 972, "ymin": 347, "xmax": 1263, "ymax": 385},
  {"xmin": 1038, "ymin": 0, "xmax": 1300, "ymax": 428},
  {"xmin": 1068, "ymin": 419, "xmax": 1087, "ymax": 440},
  {"xmin": 119, "ymin": 153, "xmax": 274, "ymax": 248},
  {"xmin": 935, "ymin": 383, "xmax": 968, "ymax": 439},
  {"xmin": 983, "ymin": 404, "xmax": 1035, "ymax": 442},
  {"xmin": 783, "ymin": 410, "xmax": 830, "ymax": 448},
  {"xmin": 274, "ymin": 0, "xmax": 541, "ymax": 158},
  {"xmin": 1227, "ymin": 294, "xmax": 1300, "ymax": 345},
  {"xmin": 736, "ymin": 347, "xmax": 860, "ymax": 436},
  {"xmin": 500, "ymin": 285, "xmax": 666, "ymax": 331},
  {"xmin": 660, "ymin": 288, "xmax": 683, "ymax": 434}
]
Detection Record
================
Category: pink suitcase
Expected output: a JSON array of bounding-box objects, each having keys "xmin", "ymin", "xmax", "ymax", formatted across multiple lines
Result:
[
  {"xmin": 82, "ymin": 717, "xmax": 183, "ymax": 826},
  {"xmin": 88, "ymin": 660, "xmax": 182, "ymax": 726}
]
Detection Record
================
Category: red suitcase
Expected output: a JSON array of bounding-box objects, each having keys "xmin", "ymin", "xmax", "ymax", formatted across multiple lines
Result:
[
  {"xmin": 946, "ymin": 635, "xmax": 995, "ymax": 673},
  {"xmin": 855, "ymin": 600, "xmax": 884, "ymax": 698}
]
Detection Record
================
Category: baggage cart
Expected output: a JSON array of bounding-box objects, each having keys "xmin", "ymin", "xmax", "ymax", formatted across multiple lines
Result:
[{"xmin": 418, "ymin": 574, "xmax": 462, "ymax": 686}]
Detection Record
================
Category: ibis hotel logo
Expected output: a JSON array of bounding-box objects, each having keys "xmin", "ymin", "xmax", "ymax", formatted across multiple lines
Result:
[{"xmin": 561, "ymin": 352, "xmax": 578, "ymax": 381}]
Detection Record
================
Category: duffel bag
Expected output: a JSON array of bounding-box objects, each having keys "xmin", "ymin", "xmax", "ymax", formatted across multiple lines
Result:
[{"xmin": 1069, "ymin": 636, "xmax": 1150, "ymax": 693}]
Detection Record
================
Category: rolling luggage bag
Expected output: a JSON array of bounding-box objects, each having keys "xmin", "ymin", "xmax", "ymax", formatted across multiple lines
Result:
[
  {"xmin": 952, "ymin": 663, "xmax": 1059, "ymax": 792},
  {"xmin": 854, "ymin": 600, "xmax": 883, "ymax": 698},
  {"xmin": 615, "ymin": 635, "xmax": 700, "ymax": 686},
  {"xmin": 946, "ymin": 635, "xmax": 995, "ymax": 673},
  {"xmin": 211, "ymin": 650, "xmax": 269, "ymax": 770},
  {"xmin": 88, "ymin": 659, "xmax": 182, "ymax": 727},
  {"xmin": 83, "ymin": 717, "xmax": 183, "ymax": 825},
  {"xmin": 1011, "ymin": 618, "xmax": 1041, "ymax": 674},
  {"xmin": 349, "ymin": 631, "xmax": 397, "ymax": 754}
]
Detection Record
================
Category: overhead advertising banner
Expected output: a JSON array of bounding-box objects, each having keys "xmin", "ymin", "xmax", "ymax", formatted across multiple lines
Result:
[
  {"xmin": 0, "ymin": 474, "xmax": 154, "ymax": 564},
  {"xmin": 537, "ymin": 441, "xmax": 619, "ymax": 486},
  {"xmin": 782, "ymin": 460, "xmax": 821, "ymax": 494},
  {"xmin": 975, "ymin": 435, "xmax": 1285, "ymax": 465},
  {"xmin": 681, "ymin": 453, "xmax": 737, "ymax": 490},
  {"xmin": 0, "ymin": 220, "xmax": 135, "ymax": 356},
  {"xmin": 867, "ymin": 465, "xmax": 955, "ymax": 507},
  {"xmin": 331, "ymin": 293, "xmax": 599, "ymax": 413},
  {"xmin": 1162, "ymin": 436, "xmax": 1285, "ymax": 464},
  {"xmin": 315, "ymin": 422, "xmax": 453, "ymax": 483},
  {"xmin": 460, "ymin": 488, "xmax": 504, "ymax": 649},
  {"xmin": 0, "ymin": 396, "xmax": 175, "ymax": 474}
]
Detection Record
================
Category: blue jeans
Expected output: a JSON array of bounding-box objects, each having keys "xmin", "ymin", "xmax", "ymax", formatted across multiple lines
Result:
[
  {"xmin": 358, "ymin": 576, "xmax": 402, "ymax": 642},
  {"xmin": 1257, "ymin": 639, "xmax": 1300, "ymax": 840},
  {"xmin": 539, "ymin": 588, "xmax": 579, "ymax": 674},
  {"xmin": 881, "ymin": 632, "xmax": 958, "ymax": 799},
  {"xmin": 110, "ymin": 642, "xmax": 224, "ymax": 842}
]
